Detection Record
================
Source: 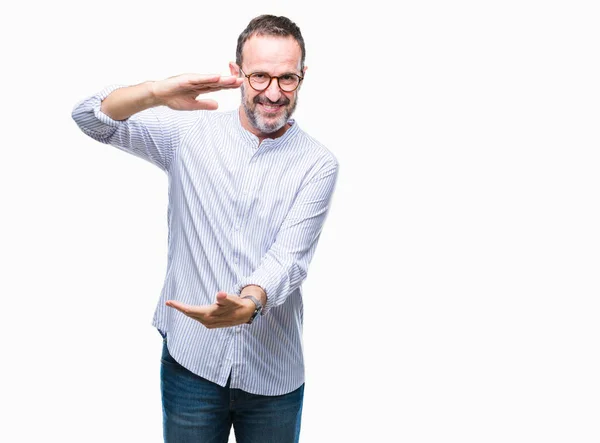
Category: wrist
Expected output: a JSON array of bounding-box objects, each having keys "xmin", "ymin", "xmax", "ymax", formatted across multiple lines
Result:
[
  {"xmin": 240, "ymin": 285, "xmax": 267, "ymax": 307},
  {"xmin": 144, "ymin": 81, "xmax": 163, "ymax": 107},
  {"xmin": 240, "ymin": 294, "xmax": 263, "ymax": 324}
]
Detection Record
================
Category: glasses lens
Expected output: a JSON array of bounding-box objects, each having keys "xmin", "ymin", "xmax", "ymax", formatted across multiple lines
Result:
[
  {"xmin": 249, "ymin": 73, "xmax": 269, "ymax": 91},
  {"xmin": 279, "ymin": 74, "xmax": 300, "ymax": 92}
]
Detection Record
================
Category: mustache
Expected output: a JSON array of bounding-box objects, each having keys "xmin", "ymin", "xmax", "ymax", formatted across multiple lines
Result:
[{"xmin": 254, "ymin": 96, "xmax": 290, "ymax": 106}]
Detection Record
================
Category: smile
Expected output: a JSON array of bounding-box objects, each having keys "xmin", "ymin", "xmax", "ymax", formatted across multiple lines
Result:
[{"xmin": 259, "ymin": 103, "xmax": 283, "ymax": 113}]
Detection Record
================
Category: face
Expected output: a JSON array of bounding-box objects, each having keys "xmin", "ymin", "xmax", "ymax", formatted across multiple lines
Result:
[{"xmin": 231, "ymin": 35, "xmax": 305, "ymax": 138}]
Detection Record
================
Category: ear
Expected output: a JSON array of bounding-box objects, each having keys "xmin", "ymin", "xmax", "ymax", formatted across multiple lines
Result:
[
  {"xmin": 296, "ymin": 65, "xmax": 308, "ymax": 92},
  {"xmin": 229, "ymin": 62, "xmax": 240, "ymax": 76}
]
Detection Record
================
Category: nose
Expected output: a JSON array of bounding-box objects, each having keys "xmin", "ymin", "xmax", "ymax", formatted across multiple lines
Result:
[{"xmin": 263, "ymin": 77, "xmax": 282, "ymax": 102}]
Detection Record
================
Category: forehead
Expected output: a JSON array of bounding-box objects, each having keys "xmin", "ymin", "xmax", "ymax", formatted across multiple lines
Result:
[{"xmin": 242, "ymin": 35, "xmax": 302, "ymax": 71}]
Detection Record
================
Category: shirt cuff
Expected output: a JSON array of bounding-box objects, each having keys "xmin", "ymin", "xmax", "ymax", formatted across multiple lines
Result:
[{"xmin": 236, "ymin": 279, "xmax": 275, "ymax": 315}]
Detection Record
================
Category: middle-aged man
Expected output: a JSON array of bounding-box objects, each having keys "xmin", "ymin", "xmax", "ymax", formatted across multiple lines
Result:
[{"xmin": 72, "ymin": 14, "xmax": 338, "ymax": 443}]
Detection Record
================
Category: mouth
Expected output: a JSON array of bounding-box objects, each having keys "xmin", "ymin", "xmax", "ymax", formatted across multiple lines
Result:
[{"xmin": 258, "ymin": 102, "xmax": 284, "ymax": 114}]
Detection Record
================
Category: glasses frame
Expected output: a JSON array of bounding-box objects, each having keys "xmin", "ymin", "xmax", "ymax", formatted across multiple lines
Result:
[{"xmin": 239, "ymin": 67, "xmax": 304, "ymax": 92}]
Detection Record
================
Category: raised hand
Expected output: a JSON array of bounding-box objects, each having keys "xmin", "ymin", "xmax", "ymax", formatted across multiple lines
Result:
[
  {"xmin": 151, "ymin": 74, "xmax": 244, "ymax": 111},
  {"xmin": 100, "ymin": 73, "xmax": 244, "ymax": 121}
]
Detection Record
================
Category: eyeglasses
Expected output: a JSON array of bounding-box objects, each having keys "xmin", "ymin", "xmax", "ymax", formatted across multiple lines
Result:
[{"xmin": 240, "ymin": 68, "xmax": 304, "ymax": 92}]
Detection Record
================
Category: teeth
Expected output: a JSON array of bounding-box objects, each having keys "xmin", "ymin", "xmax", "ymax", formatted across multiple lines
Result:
[{"xmin": 262, "ymin": 104, "xmax": 280, "ymax": 111}]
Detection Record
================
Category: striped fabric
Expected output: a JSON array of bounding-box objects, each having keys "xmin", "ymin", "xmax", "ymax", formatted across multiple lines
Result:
[{"xmin": 72, "ymin": 85, "xmax": 338, "ymax": 396}]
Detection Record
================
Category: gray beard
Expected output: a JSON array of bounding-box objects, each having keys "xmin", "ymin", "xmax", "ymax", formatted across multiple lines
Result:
[{"xmin": 241, "ymin": 86, "xmax": 298, "ymax": 134}]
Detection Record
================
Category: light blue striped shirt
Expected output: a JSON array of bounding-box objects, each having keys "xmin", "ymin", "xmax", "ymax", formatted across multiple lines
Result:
[{"xmin": 72, "ymin": 85, "xmax": 338, "ymax": 395}]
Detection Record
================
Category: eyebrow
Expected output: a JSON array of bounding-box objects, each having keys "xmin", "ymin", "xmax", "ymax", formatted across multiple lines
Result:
[{"xmin": 248, "ymin": 70, "xmax": 301, "ymax": 76}]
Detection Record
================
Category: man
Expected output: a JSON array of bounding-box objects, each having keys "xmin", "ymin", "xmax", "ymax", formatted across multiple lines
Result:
[{"xmin": 72, "ymin": 14, "xmax": 338, "ymax": 443}]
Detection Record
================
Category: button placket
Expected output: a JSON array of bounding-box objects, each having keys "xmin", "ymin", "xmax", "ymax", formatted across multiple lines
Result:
[
  {"xmin": 232, "ymin": 154, "xmax": 255, "ymax": 266},
  {"xmin": 234, "ymin": 159, "xmax": 251, "ymax": 231}
]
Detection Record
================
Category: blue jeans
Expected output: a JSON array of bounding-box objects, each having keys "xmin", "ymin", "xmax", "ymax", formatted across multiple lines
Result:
[{"xmin": 160, "ymin": 340, "xmax": 304, "ymax": 443}]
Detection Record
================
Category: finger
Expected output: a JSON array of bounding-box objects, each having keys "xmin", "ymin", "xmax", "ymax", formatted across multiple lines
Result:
[
  {"xmin": 171, "ymin": 97, "xmax": 219, "ymax": 111},
  {"xmin": 165, "ymin": 300, "xmax": 210, "ymax": 317},
  {"xmin": 190, "ymin": 78, "xmax": 243, "ymax": 92},
  {"xmin": 165, "ymin": 300, "xmax": 190, "ymax": 313},
  {"xmin": 184, "ymin": 73, "xmax": 222, "ymax": 84},
  {"xmin": 215, "ymin": 75, "xmax": 242, "ymax": 85},
  {"xmin": 218, "ymin": 77, "xmax": 244, "ymax": 87},
  {"xmin": 185, "ymin": 75, "xmax": 239, "ymax": 89},
  {"xmin": 218, "ymin": 78, "xmax": 244, "ymax": 89}
]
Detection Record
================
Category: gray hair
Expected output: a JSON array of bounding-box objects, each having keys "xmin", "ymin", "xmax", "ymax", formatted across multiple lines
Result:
[{"xmin": 236, "ymin": 15, "xmax": 306, "ymax": 70}]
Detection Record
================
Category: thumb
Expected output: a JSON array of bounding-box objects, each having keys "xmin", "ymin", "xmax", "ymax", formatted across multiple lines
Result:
[
  {"xmin": 215, "ymin": 291, "xmax": 229, "ymax": 305},
  {"xmin": 190, "ymin": 98, "xmax": 219, "ymax": 111}
]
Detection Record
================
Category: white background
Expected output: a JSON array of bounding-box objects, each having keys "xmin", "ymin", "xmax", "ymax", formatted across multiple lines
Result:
[{"xmin": 2, "ymin": 0, "xmax": 599, "ymax": 442}]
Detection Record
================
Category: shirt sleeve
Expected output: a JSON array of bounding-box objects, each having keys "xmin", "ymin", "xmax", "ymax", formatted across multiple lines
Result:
[
  {"xmin": 236, "ymin": 160, "xmax": 339, "ymax": 315},
  {"xmin": 71, "ymin": 85, "xmax": 198, "ymax": 172}
]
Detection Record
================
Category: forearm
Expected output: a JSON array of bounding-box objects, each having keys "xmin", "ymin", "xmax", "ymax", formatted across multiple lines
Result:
[
  {"xmin": 238, "ymin": 247, "xmax": 312, "ymax": 314},
  {"xmin": 100, "ymin": 81, "xmax": 161, "ymax": 121}
]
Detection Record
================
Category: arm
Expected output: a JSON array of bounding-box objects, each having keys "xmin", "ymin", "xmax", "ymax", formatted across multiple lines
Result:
[
  {"xmin": 71, "ymin": 74, "xmax": 243, "ymax": 170},
  {"xmin": 237, "ymin": 161, "xmax": 339, "ymax": 315},
  {"xmin": 165, "ymin": 161, "xmax": 339, "ymax": 327},
  {"xmin": 100, "ymin": 74, "xmax": 243, "ymax": 121}
]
